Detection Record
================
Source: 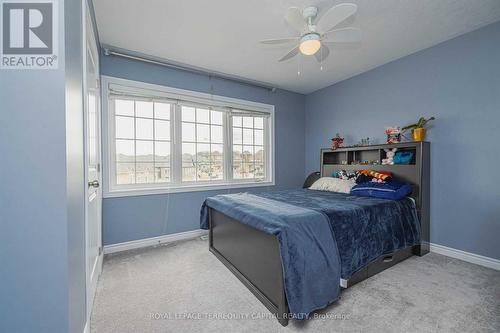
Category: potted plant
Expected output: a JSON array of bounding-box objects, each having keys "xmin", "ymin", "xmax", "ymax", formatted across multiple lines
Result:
[{"xmin": 402, "ymin": 117, "xmax": 435, "ymax": 141}]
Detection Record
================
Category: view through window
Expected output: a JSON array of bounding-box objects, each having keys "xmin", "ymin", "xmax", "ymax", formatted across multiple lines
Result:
[
  {"xmin": 232, "ymin": 115, "xmax": 265, "ymax": 180},
  {"xmin": 114, "ymin": 99, "xmax": 171, "ymax": 185},
  {"xmin": 181, "ymin": 105, "xmax": 224, "ymax": 181},
  {"xmin": 106, "ymin": 79, "xmax": 274, "ymax": 194}
]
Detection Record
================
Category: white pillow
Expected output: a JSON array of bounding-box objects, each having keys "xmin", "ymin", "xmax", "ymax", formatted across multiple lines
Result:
[{"xmin": 309, "ymin": 177, "xmax": 355, "ymax": 194}]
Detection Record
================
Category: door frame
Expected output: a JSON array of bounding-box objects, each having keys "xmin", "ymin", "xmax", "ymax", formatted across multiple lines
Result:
[{"xmin": 83, "ymin": 0, "xmax": 103, "ymax": 325}]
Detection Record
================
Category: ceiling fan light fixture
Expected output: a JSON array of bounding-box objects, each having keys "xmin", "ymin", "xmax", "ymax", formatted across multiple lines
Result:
[
  {"xmin": 265, "ymin": 4, "xmax": 360, "ymax": 63},
  {"xmin": 299, "ymin": 33, "xmax": 321, "ymax": 55}
]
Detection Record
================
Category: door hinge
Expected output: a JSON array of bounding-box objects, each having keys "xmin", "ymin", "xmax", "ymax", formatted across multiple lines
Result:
[
  {"xmin": 99, "ymin": 246, "xmax": 103, "ymax": 255},
  {"xmin": 97, "ymin": 163, "xmax": 101, "ymax": 172}
]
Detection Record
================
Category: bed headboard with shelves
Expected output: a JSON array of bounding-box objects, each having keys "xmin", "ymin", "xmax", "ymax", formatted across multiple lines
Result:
[{"xmin": 320, "ymin": 142, "xmax": 430, "ymax": 252}]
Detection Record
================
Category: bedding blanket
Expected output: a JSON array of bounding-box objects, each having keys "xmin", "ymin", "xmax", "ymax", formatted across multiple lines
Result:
[{"xmin": 200, "ymin": 189, "xmax": 420, "ymax": 319}]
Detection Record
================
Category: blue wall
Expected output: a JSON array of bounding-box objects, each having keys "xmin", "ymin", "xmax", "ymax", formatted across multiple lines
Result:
[
  {"xmin": 0, "ymin": 37, "xmax": 69, "ymax": 333},
  {"xmin": 0, "ymin": 1, "xmax": 88, "ymax": 332},
  {"xmin": 101, "ymin": 22, "xmax": 500, "ymax": 260},
  {"xmin": 101, "ymin": 56, "xmax": 305, "ymax": 245},
  {"xmin": 305, "ymin": 22, "xmax": 500, "ymax": 260}
]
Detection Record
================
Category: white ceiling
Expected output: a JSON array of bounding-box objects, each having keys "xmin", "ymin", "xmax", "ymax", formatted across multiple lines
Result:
[{"xmin": 93, "ymin": 0, "xmax": 500, "ymax": 94}]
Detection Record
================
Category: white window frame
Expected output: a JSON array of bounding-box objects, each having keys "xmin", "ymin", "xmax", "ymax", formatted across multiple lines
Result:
[{"xmin": 101, "ymin": 76, "xmax": 275, "ymax": 198}]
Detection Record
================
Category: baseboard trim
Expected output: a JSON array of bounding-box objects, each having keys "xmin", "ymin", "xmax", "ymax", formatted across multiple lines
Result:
[
  {"xmin": 104, "ymin": 229, "xmax": 208, "ymax": 254},
  {"xmin": 103, "ymin": 232, "xmax": 499, "ymax": 271},
  {"xmin": 430, "ymin": 243, "xmax": 499, "ymax": 271}
]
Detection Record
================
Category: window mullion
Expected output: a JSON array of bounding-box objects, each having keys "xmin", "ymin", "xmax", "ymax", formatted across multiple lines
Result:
[
  {"xmin": 172, "ymin": 103, "xmax": 182, "ymax": 185},
  {"xmin": 252, "ymin": 117, "xmax": 256, "ymax": 180},
  {"xmin": 265, "ymin": 117, "xmax": 270, "ymax": 182},
  {"xmin": 133, "ymin": 101, "xmax": 137, "ymax": 184},
  {"xmin": 110, "ymin": 99, "xmax": 117, "ymax": 189},
  {"xmin": 224, "ymin": 113, "xmax": 232, "ymax": 182},
  {"xmin": 152, "ymin": 103, "xmax": 156, "ymax": 182}
]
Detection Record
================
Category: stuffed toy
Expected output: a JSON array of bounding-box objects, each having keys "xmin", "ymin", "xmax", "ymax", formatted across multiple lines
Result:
[
  {"xmin": 358, "ymin": 169, "xmax": 392, "ymax": 181},
  {"xmin": 382, "ymin": 148, "xmax": 397, "ymax": 165},
  {"xmin": 331, "ymin": 133, "xmax": 344, "ymax": 150},
  {"xmin": 337, "ymin": 170, "xmax": 358, "ymax": 180},
  {"xmin": 385, "ymin": 127, "xmax": 402, "ymax": 144}
]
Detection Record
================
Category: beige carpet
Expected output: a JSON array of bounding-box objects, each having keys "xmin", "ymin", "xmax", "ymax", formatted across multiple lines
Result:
[{"xmin": 91, "ymin": 238, "xmax": 500, "ymax": 333}]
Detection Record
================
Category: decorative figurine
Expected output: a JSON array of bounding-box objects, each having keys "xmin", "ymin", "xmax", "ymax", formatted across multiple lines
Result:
[
  {"xmin": 331, "ymin": 133, "xmax": 344, "ymax": 150},
  {"xmin": 382, "ymin": 148, "xmax": 398, "ymax": 165},
  {"xmin": 385, "ymin": 127, "xmax": 402, "ymax": 144}
]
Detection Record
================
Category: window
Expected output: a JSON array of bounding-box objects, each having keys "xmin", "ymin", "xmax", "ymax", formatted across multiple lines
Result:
[
  {"xmin": 103, "ymin": 77, "xmax": 274, "ymax": 197},
  {"xmin": 114, "ymin": 99, "xmax": 172, "ymax": 185},
  {"xmin": 232, "ymin": 115, "xmax": 266, "ymax": 180},
  {"xmin": 181, "ymin": 105, "xmax": 224, "ymax": 182}
]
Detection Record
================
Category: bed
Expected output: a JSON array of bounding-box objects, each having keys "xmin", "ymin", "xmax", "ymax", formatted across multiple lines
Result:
[{"xmin": 200, "ymin": 142, "xmax": 430, "ymax": 326}]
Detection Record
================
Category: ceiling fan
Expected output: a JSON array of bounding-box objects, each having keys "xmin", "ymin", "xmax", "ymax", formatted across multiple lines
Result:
[{"xmin": 260, "ymin": 3, "xmax": 361, "ymax": 62}]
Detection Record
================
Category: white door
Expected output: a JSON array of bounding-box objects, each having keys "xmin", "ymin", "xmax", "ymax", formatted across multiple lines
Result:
[{"xmin": 85, "ymin": 3, "xmax": 102, "ymax": 321}]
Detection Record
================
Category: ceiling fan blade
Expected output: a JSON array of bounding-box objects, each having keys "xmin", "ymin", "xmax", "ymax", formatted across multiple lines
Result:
[
  {"xmin": 323, "ymin": 28, "xmax": 362, "ymax": 43},
  {"xmin": 315, "ymin": 45, "xmax": 330, "ymax": 63},
  {"xmin": 260, "ymin": 37, "xmax": 299, "ymax": 45},
  {"xmin": 285, "ymin": 7, "xmax": 306, "ymax": 33},
  {"xmin": 317, "ymin": 3, "xmax": 357, "ymax": 32},
  {"xmin": 279, "ymin": 46, "xmax": 299, "ymax": 62}
]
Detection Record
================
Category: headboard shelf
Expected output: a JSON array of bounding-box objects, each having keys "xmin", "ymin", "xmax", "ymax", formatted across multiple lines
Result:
[
  {"xmin": 319, "ymin": 141, "xmax": 430, "ymax": 253},
  {"xmin": 323, "ymin": 142, "xmax": 425, "ymax": 152}
]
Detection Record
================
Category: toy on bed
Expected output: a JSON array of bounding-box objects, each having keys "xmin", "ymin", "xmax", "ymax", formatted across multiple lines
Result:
[
  {"xmin": 337, "ymin": 170, "xmax": 358, "ymax": 180},
  {"xmin": 333, "ymin": 169, "xmax": 393, "ymax": 184},
  {"xmin": 355, "ymin": 169, "xmax": 392, "ymax": 184},
  {"xmin": 349, "ymin": 169, "xmax": 412, "ymax": 200},
  {"xmin": 382, "ymin": 148, "xmax": 397, "ymax": 165}
]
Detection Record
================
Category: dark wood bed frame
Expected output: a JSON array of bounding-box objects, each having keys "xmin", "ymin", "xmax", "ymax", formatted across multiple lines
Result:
[{"xmin": 209, "ymin": 142, "xmax": 430, "ymax": 326}]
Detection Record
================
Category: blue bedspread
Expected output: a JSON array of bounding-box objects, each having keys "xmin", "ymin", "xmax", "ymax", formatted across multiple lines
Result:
[{"xmin": 200, "ymin": 189, "xmax": 420, "ymax": 318}]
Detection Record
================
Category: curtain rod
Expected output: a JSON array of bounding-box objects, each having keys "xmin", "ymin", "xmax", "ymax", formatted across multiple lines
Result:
[
  {"xmin": 107, "ymin": 89, "xmax": 271, "ymax": 116},
  {"xmin": 103, "ymin": 46, "xmax": 277, "ymax": 93}
]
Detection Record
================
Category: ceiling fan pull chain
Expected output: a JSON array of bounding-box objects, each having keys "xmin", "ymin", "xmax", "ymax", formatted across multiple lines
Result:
[
  {"xmin": 320, "ymin": 47, "xmax": 323, "ymax": 70},
  {"xmin": 297, "ymin": 52, "xmax": 301, "ymax": 76},
  {"xmin": 320, "ymin": 47, "xmax": 324, "ymax": 71}
]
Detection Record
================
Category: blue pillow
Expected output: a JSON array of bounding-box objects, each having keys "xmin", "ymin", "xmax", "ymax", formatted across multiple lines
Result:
[{"xmin": 350, "ymin": 181, "xmax": 412, "ymax": 200}]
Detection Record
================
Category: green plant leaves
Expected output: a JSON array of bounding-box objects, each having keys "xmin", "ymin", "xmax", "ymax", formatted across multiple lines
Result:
[{"xmin": 403, "ymin": 116, "xmax": 435, "ymax": 130}]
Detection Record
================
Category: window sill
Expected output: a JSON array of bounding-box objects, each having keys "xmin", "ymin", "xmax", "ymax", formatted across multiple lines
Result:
[{"xmin": 103, "ymin": 180, "xmax": 275, "ymax": 198}]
